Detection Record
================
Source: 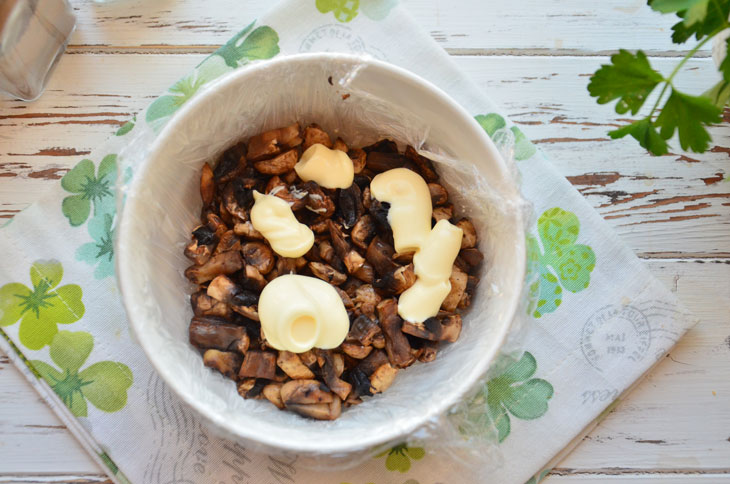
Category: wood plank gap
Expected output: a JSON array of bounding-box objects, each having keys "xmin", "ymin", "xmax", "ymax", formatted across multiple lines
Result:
[
  {"xmin": 638, "ymin": 252, "xmax": 730, "ymax": 260},
  {"xmin": 0, "ymin": 476, "xmax": 111, "ymax": 484},
  {"xmin": 552, "ymin": 468, "xmax": 730, "ymax": 476}
]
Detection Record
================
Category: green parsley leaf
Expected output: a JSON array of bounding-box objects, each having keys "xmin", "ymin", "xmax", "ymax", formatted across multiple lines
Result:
[
  {"xmin": 588, "ymin": 49, "xmax": 664, "ymax": 114},
  {"xmin": 704, "ymin": 79, "xmax": 730, "ymax": 107},
  {"xmin": 669, "ymin": 0, "xmax": 730, "ymax": 43},
  {"xmin": 610, "ymin": 118, "xmax": 669, "ymax": 155},
  {"xmin": 649, "ymin": 0, "xmax": 705, "ymax": 14},
  {"xmin": 655, "ymin": 90, "xmax": 722, "ymax": 152}
]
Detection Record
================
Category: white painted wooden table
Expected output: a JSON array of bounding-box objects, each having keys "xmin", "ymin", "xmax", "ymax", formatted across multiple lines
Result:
[{"xmin": 0, "ymin": 1, "xmax": 728, "ymax": 483}]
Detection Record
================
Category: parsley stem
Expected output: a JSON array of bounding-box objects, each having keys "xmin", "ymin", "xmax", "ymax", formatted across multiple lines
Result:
[{"xmin": 647, "ymin": 29, "xmax": 723, "ymax": 120}]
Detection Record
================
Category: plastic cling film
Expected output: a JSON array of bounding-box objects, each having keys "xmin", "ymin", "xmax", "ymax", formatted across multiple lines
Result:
[{"xmin": 115, "ymin": 53, "xmax": 533, "ymax": 471}]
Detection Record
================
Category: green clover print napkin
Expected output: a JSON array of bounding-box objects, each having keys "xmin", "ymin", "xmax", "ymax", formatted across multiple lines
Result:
[{"xmin": 0, "ymin": 1, "xmax": 697, "ymax": 483}]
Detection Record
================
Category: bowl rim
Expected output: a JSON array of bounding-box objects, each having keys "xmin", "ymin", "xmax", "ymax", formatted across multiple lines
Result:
[{"xmin": 117, "ymin": 52, "xmax": 526, "ymax": 454}]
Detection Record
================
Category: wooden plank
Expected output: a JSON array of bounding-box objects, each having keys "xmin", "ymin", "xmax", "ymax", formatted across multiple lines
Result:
[
  {"xmin": 0, "ymin": 259, "xmax": 726, "ymax": 475},
  {"xmin": 65, "ymin": 0, "xmax": 706, "ymax": 55},
  {"xmin": 0, "ymin": 54, "xmax": 727, "ymax": 256}
]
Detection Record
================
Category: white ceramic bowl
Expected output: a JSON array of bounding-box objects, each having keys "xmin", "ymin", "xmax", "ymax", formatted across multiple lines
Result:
[{"xmin": 117, "ymin": 53, "xmax": 525, "ymax": 458}]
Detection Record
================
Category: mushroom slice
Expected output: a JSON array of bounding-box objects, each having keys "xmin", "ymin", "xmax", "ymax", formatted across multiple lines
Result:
[
  {"xmin": 222, "ymin": 179, "xmax": 252, "ymax": 221},
  {"xmin": 441, "ymin": 267, "xmax": 468, "ymax": 312},
  {"xmin": 377, "ymin": 299, "xmax": 414, "ymax": 368},
  {"xmin": 338, "ymin": 184, "xmax": 363, "ymax": 229},
  {"xmin": 213, "ymin": 230, "xmax": 241, "ymax": 255},
  {"xmin": 206, "ymin": 213, "xmax": 228, "ymax": 239},
  {"xmin": 441, "ymin": 314, "xmax": 462, "ymax": 343},
  {"xmin": 262, "ymin": 383, "xmax": 285, "ymax": 409},
  {"xmin": 357, "ymin": 349, "xmax": 389, "ymax": 376},
  {"xmin": 460, "ymin": 247, "xmax": 484, "ymax": 268},
  {"xmin": 368, "ymin": 199, "xmax": 391, "ymax": 234},
  {"xmin": 253, "ymin": 149, "xmax": 299, "ymax": 175},
  {"xmin": 333, "ymin": 137, "xmax": 348, "ymax": 152},
  {"xmin": 326, "ymin": 219, "xmax": 349, "ymax": 261},
  {"xmin": 247, "ymin": 123, "xmax": 302, "ymax": 161},
  {"xmin": 298, "ymin": 350, "xmax": 318, "ymax": 369},
  {"xmin": 348, "ymin": 148, "xmax": 367, "ymax": 174},
  {"xmin": 404, "ymin": 145, "xmax": 439, "ymax": 183},
  {"xmin": 320, "ymin": 351, "xmax": 352, "ymax": 400},
  {"xmin": 241, "ymin": 264, "xmax": 267, "ymax": 293},
  {"xmin": 418, "ymin": 341, "xmax": 439, "ymax": 362},
  {"xmin": 233, "ymin": 221, "xmax": 264, "ymax": 240},
  {"xmin": 241, "ymin": 242, "xmax": 275, "ymax": 275},
  {"xmin": 280, "ymin": 379, "xmax": 334, "ymax": 405},
  {"xmin": 353, "ymin": 262, "xmax": 375, "ymax": 284},
  {"xmin": 432, "ymin": 205, "xmax": 453, "ymax": 223},
  {"xmin": 351, "ymin": 214, "xmax": 376, "ymax": 250},
  {"xmin": 308, "ymin": 262, "xmax": 347, "ymax": 285},
  {"xmin": 369, "ymin": 363, "xmax": 398, "ymax": 394},
  {"xmin": 366, "ymin": 236, "xmax": 398, "ymax": 277},
  {"xmin": 185, "ymin": 225, "xmax": 217, "ymax": 265},
  {"xmin": 277, "ymin": 351, "xmax": 315, "ymax": 380},
  {"xmin": 200, "ymin": 162, "xmax": 215, "ymax": 206},
  {"xmin": 238, "ymin": 350, "xmax": 277, "ymax": 379},
  {"xmin": 203, "ymin": 349, "xmax": 242, "ymax": 379},
  {"xmin": 341, "ymin": 341, "xmax": 373, "ymax": 359},
  {"xmin": 349, "ymin": 314, "xmax": 382, "ymax": 346},
  {"xmin": 269, "ymin": 182, "xmax": 306, "ymax": 211},
  {"xmin": 363, "ymin": 138, "xmax": 398, "ymax": 153},
  {"xmin": 302, "ymin": 123, "xmax": 332, "ymax": 150},
  {"xmin": 191, "ymin": 291, "xmax": 230, "ymax": 318},
  {"xmin": 456, "ymin": 219, "xmax": 477, "ymax": 249},
  {"xmin": 372, "ymin": 333, "xmax": 386, "ymax": 349},
  {"xmin": 366, "ymin": 151, "xmax": 411, "ymax": 173},
  {"xmin": 343, "ymin": 250, "xmax": 366, "ymax": 275},
  {"xmin": 428, "ymin": 183, "xmax": 448, "ymax": 206},
  {"xmin": 286, "ymin": 398, "xmax": 341, "ymax": 421},
  {"xmin": 373, "ymin": 264, "xmax": 416, "ymax": 296},
  {"xmin": 345, "ymin": 367, "xmax": 373, "ymax": 398},
  {"xmin": 317, "ymin": 240, "xmax": 335, "ymax": 264},
  {"xmin": 189, "ymin": 317, "xmax": 248, "ymax": 350},
  {"xmin": 392, "ymin": 251, "xmax": 415, "ymax": 265},
  {"xmin": 185, "ymin": 251, "xmax": 243, "ymax": 284},
  {"xmin": 353, "ymin": 284, "xmax": 381, "ymax": 319},
  {"xmin": 206, "ymin": 274, "xmax": 240, "ymax": 304},
  {"xmin": 237, "ymin": 378, "xmax": 256, "ymax": 396},
  {"xmin": 230, "ymin": 288, "xmax": 260, "ymax": 321}
]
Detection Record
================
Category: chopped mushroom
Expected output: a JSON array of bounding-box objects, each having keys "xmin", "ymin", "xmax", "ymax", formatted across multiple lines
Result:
[
  {"xmin": 277, "ymin": 351, "xmax": 316, "ymax": 380},
  {"xmin": 191, "ymin": 291, "xmax": 231, "ymax": 318},
  {"xmin": 334, "ymin": 286, "xmax": 354, "ymax": 309},
  {"xmin": 233, "ymin": 221, "xmax": 263, "ymax": 239},
  {"xmin": 369, "ymin": 363, "xmax": 398, "ymax": 394},
  {"xmin": 238, "ymin": 350, "xmax": 277, "ymax": 379},
  {"xmin": 308, "ymin": 262, "xmax": 347, "ymax": 285},
  {"xmin": 213, "ymin": 230, "xmax": 241, "ymax": 255},
  {"xmin": 247, "ymin": 123, "xmax": 302, "ymax": 161},
  {"xmin": 351, "ymin": 214, "xmax": 376, "ymax": 250},
  {"xmin": 241, "ymin": 264, "xmax": 267, "ymax": 292},
  {"xmin": 401, "ymin": 317, "xmax": 444, "ymax": 342},
  {"xmin": 338, "ymin": 184, "xmax": 363, "ymax": 228},
  {"xmin": 341, "ymin": 341, "xmax": 373, "ymax": 359},
  {"xmin": 215, "ymin": 144, "xmax": 247, "ymax": 183},
  {"xmin": 189, "ymin": 317, "xmax": 248, "ymax": 351},
  {"xmin": 302, "ymin": 124, "xmax": 332, "ymax": 150},
  {"xmin": 241, "ymin": 242, "xmax": 275, "ymax": 275},
  {"xmin": 427, "ymin": 183, "xmax": 448, "ymax": 206},
  {"xmin": 440, "ymin": 314, "xmax": 462, "ymax": 343},
  {"xmin": 366, "ymin": 151, "xmax": 411, "ymax": 173},
  {"xmin": 298, "ymin": 350, "xmax": 318, "ymax": 369},
  {"xmin": 348, "ymin": 148, "xmax": 367, "ymax": 174},
  {"xmin": 349, "ymin": 314, "xmax": 381, "ymax": 346},
  {"xmin": 222, "ymin": 179, "xmax": 250, "ymax": 221},
  {"xmin": 441, "ymin": 267, "xmax": 468, "ymax": 312},
  {"xmin": 343, "ymin": 250, "xmax": 366, "ymax": 275},
  {"xmin": 200, "ymin": 163, "xmax": 215, "ymax": 206},
  {"xmin": 373, "ymin": 264, "xmax": 416, "ymax": 296},
  {"xmin": 286, "ymin": 397, "xmax": 341, "ymax": 421},
  {"xmin": 203, "ymin": 349, "xmax": 242, "ymax": 379},
  {"xmin": 253, "ymin": 149, "xmax": 299, "ymax": 175},
  {"xmin": 392, "ymin": 251, "xmax": 415, "ymax": 265},
  {"xmin": 185, "ymin": 251, "xmax": 243, "ymax": 285},
  {"xmin": 262, "ymin": 383, "xmax": 285, "ymax": 409},
  {"xmin": 302, "ymin": 182, "xmax": 335, "ymax": 217},
  {"xmin": 432, "ymin": 205, "xmax": 453, "ymax": 223},
  {"xmin": 404, "ymin": 145, "xmax": 439, "ymax": 182},
  {"xmin": 320, "ymin": 351, "xmax": 352, "ymax": 400},
  {"xmin": 333, "ymin": 137, "xmax": 348, "ymax": 152},
  {"xmin": 280, "ymin": 379, "xmax": 334, "ymax": 405},
  {"xmin": 377, "ymin": 299, "xmax": 414, "ymax": 368},
  {"xmin": 456, "ymin": 219, "xmax": 477, "ymax": 249},
  {"xmin": 460, "ymin": 247, "xmax": 484, "ymax": 268},
  {"xmin": 206, "ymin": 275, "xmax": 240, "ymax": 304},
  {"xmin": 366, "ymin": 236, "xmax": 398, "ymax": 276},
  {"xmin": 418, "ymin": 341, "xmax": 438, "ymax": 362}
]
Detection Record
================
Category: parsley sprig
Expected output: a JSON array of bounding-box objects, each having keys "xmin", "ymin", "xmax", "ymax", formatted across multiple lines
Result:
[{"xmin": 588, "ymin": 0, "xmax": 730, "ymax": 155}]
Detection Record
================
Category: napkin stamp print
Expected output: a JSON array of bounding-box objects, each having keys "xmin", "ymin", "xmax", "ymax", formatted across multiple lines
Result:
[
  {"xmin": 527, "ymin": 208, "xmax": 597, "ymax": 318},
  {"xmin": 375, "ymin": 443, "xmax": 425, "ymax": 473},
  {"xmin": 76, "ymin": 211, "xmax": 116, "ymax": 279},
  {"xmin": 31, "ymin": 330, "xmax": 133, "ymax": 417},
  {"xmin": 61, "ymin": 154, "xmax": 117, "ymax": 227},
  {"xmin": 0, "ymin": 260, "xmax": 84, "ymax": 350},
  {"xmin": 145, "ymin": 22, "xmax": 280, "ymax": 130}
]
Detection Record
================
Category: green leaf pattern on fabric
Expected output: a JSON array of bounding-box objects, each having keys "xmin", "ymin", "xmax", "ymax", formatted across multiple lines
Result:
[
  {"xmin": 31, "ymin": 331, "xmax": 132, "ymax": 417},
  {"xmin": 0, "ymin": 260, "xmax": 84, "ymax": 350},
  {"xmin": 527, "ymin": 208, "xmax": 596, "ymax": 318},
  {"xmin": 145, "ymin": 23, "xmax": 280, "ymax": 128},
  {"xmin": 475, "ymin": 113, "xmax": 536, "ymax": 161},
  {"xmin": 487, "ymin": 352, "xmax": 554, "ymax": 443},
  {"xmin": 76, "ymin": 212, "xmax": 116, "ymax": 279},
  {"xmin": 61, "ymin": 155, "xmax": 117, "ymax": 227},
  {"xmin": 115, "ymin": 116, "xmax": 135, "ymax": 136},
  {"xmin": 316, "ymin": 0, "xmax": 396, "ymax": 22},
  {"xmin": 375, "ymin": 443, "xmax": 425, "ymax": 473}
]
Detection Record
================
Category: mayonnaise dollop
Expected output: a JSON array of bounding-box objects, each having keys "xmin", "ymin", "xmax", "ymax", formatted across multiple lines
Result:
[
  {"xmin": 258, "ymin": 274, "xmax": 349, "ymax": 353},
  {"xmin": 295, "ymin": 143, "xmax": 354, "ymax": 189},
  {"xmin": 250, "ymin": 191, "xmax": 314, "ymax": 258}
]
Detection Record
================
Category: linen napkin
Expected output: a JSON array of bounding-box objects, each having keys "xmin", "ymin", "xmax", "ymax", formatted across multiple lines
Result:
[{"xmin": 0, "ymin": 1, "xmax": 696, "ymax": 483}]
